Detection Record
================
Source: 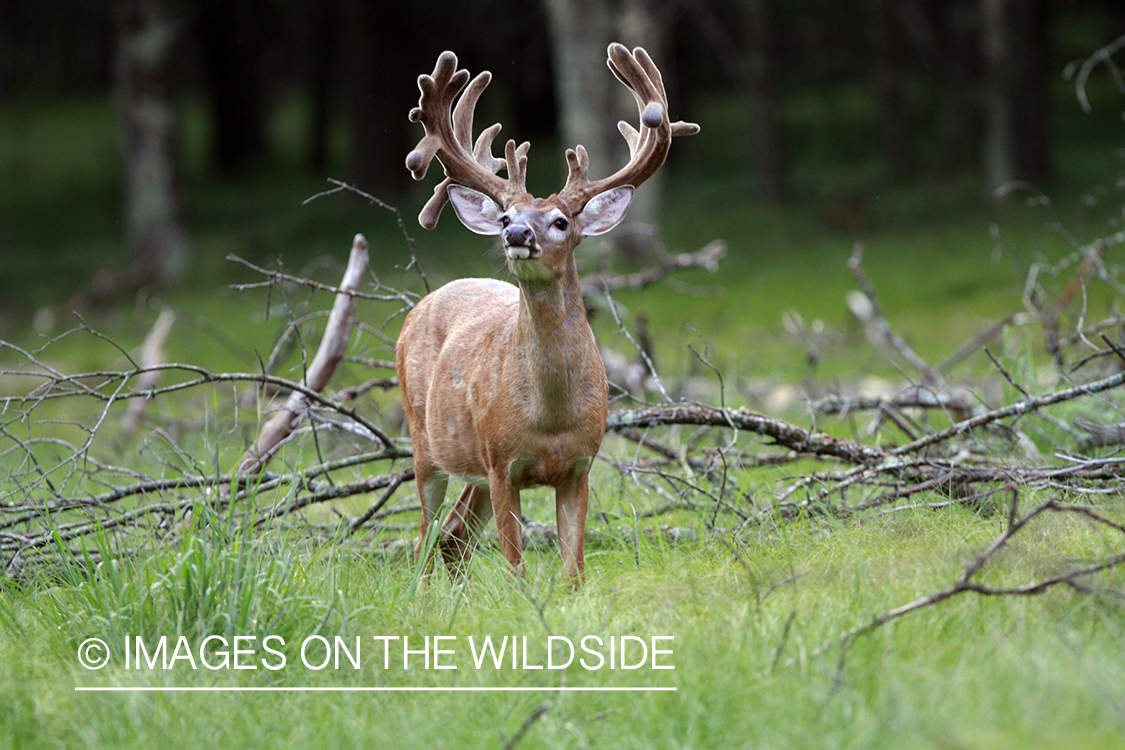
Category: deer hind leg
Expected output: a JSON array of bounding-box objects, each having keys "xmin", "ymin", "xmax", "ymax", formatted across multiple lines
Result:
[
  {"xmin": 439, "ymin": 483, "xmax": 492, "ymax": 580},
  {"xmin": 414, "ymin": 463, "xmax": 449, "ymax": 570}
]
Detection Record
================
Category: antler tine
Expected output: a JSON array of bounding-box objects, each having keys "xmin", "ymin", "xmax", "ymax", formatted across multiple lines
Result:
[
  {"xmin": 451, "ymin": 69, "xmax": 490, "ymax": 153},
  {"xmin": 406, "ymin": 51, "xmax": 528, "ymax": 229},
  {"xmin": 473, "ymin": 123, "xmax": 505, "ymax": 174},
  {"xmin": 559, "ymin": 44, "xmax": 699, "ymax": 213},
  {"xmin": 506, "ymin": 139, "xmax": 531, "ymax": 196}
]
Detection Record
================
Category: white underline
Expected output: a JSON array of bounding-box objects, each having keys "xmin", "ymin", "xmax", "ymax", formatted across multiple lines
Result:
[{"xmin": 75, "ymin": 686, "xmax": 676, "ymax": 692}]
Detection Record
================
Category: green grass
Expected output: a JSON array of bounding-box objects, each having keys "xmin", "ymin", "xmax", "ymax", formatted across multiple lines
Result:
[{"xmin": 2, "ymin": 499, "xmax": 1123, "ymax": 750}]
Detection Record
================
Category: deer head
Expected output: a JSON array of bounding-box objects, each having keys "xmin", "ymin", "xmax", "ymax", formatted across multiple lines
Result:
[{"xmin": 405, "ymin": 43, "xmax": 699, "ymax": 277}]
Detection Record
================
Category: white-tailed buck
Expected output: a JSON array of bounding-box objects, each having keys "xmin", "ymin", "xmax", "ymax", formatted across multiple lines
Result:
[{"xmin": 396, "ymin": 44, "xmax": 697, "ymax": 583}]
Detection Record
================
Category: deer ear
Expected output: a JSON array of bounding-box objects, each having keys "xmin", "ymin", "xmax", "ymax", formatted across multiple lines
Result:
[
  {"xmin": 578, "ymin": 186, "xmax": 635, "ymax": 236},
  {"xmin": 447, "ymin": 185, "xmax": 504, "ymax": 235}
]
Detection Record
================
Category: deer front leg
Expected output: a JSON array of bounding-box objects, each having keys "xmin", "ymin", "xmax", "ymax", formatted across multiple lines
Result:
[
  {"xmin": 489, "ymin": 477, "xmax": 525, "ymax": 575},
  {"xmin": 555, "ymin": 475, "xmax": 590, "ymax": 585},
  {"xmin": 440, "ymin": 483, "xmax": 492, "ymax": 579}
]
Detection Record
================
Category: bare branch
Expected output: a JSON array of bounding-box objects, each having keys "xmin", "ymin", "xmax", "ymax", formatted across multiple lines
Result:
[
  {"xmin": 121, "ymin": 307, "xmax": 176, "ymax": 435},
  {"xmin": 891, "ymin": 368, "xmax": 1125, "ymax": 457},
  {"xmin": 848, "ymin": 243, "xmax": 944, "ymax": 387},
  {"xmin": 304, "ymin": 178, "xmax": 429, "ymax": 294},
  {"xmin": 812, "ymin": 496, "xmax": 1125, "ymax": 660},
  {"xmin": 235, "ymin": 235, "xmax": 370, "ymax": 483},
  {"xmin": 581, "ymin": 240, "xmax": 726, "ymax": 296},
  {"xmin": 608, "ymin": 404, "xmax": 889, "ymax": 466}
]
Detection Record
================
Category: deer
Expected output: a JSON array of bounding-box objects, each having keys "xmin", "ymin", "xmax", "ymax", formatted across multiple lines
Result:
[{"xmin": 395, "ymin": 43, "xmax": 698, "ymax": 584}]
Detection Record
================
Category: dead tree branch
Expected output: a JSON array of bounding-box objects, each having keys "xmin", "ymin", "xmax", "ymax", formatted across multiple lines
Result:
[
  {"xmin": 234, "ymin": 234, "xmax": 369, "ymax": 484},
  {"xmin": 848, "ymin": 243, "xmax": 944, "ymax": 387},
  {"xmin": 581, "ymin": 240, "xmax": 726, "ymax": 296},
  {"xmin": 608, "ymin": 404, "xmax": 890, "ymax": 466},
  {"xmin": 811, "ymin": 495, "xmax": 1125, "ymax": 661},
  {"xmin": 121, "ymin": 307, "xmax": 175, "ymax": 435},
  {"xmin": 890, "ymin": 368, "xmax": 1125, "ymax": 457}
]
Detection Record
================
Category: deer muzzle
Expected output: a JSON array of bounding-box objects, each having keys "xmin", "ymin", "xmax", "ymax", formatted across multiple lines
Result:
[{"xmin": 503, "ymin": 224, "xmax": 537, "ymax": 259}]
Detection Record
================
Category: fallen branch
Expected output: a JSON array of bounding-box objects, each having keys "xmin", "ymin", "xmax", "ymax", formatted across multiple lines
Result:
[
  {"xmin": 1076, "ymin": 417, "xmax": 1125, "ymax": 448},
  {"xmin": 811, "ymin": 494, "xmax": 1125, "ymax": 661},
  {"xmin": 255, "ymin": 467, "xmax": 416, "ymax": 529},
  {"xmin": 121, "ymin": 307, "xmax": 175, "ymax": 435},
  {"xmin": 500, "ymin": 701, "xmax": 552, "ymax": 750},
  {"xmin": 347, "ymin": 470, "xmax": 414, "ymax": 534},
  {"xmin": 581, "ymin": 239, "xmax": 726, "ymax": 296},
  {"xmin": 890, "ymin": 368, "xmax": 1125, "ymax": 457},
  {"xmin": 234, "ymin": 234, "xmax": 369, "ymax": 484},
  {"xmin": 848, "ymin": 243, "xmax": 944, "ymax": 387},
  {"xmin": 303, "ymin": 178, "xmax": 429, "ymax": 294},
  {"xmin": 813, "ymin": 387, "xmax": 980, "ymax": 421},
  {"xmin": 608, "ymin": 404, "xmax": 889, "ymax": 466}
]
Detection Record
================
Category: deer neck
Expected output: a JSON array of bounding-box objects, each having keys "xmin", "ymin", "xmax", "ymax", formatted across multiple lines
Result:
[{"xmin": 511, "ymin": 261, "xmax": 597, "ymax": 427}]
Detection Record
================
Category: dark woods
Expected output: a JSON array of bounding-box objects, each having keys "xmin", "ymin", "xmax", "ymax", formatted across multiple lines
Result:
[
  {"xmin": 4, "ymin": 1, "xmax": 1120, "ymax": 189},
  {"xmin": 0, "ymin": 1, "xmax": 1122, "ymax": 292}
]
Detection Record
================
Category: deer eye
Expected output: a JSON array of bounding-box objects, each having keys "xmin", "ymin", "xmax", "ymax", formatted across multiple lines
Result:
[
  {"xmin": 500, "ymin": 216, "xmax": 511, "ymax": 228},
  {"xmin": 553, "ymin": 218, "xmax": 569, "ymax": 231}
]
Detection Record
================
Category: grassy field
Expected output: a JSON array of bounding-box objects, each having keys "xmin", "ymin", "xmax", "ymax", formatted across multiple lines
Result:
[
  {"xmin": 3, "ymin": 75, "xmax": 1125, "ymax": 748},
  {"xmin": 2, "ymin": 495, "xmax": 1123, "ymax": 749}
]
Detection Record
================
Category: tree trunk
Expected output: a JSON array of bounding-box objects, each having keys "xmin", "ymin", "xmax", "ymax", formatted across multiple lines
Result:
[
  {"xmin": 1010, "ymin": 0, "xmax": 1050, "ymax": 184},
  {"xmin": 980, "ymin": 0, "xmax": 1015, "ymax": 196},
  {"xmin": 305, "ymin": 0, "xmax": 337, "ymax": 173},
  {"xmin": 871, "ymin": 0, "xmax": 914, "ymax": 181},
  {"xmin": 546, "ymin": 0, "xmax": 682, "ymax": 263},
  {"xmin": 687, "ymin": 0, "xmax": 787, "ymax": 201},
  {"xmin": 544, "ymin": 0, "xmax": 616, "ymax": 173},
  {"xmin": 344, "ymin": 0, "xmax": 410, "ymax": 196},
  {"xmin": 196, "ymin": 0, "xmax": 268, "ymax": 176},
  {"xmin": 937, "ymin": 0, "xmax": 981, "ymax": 170},
  {"xmin": 746, "ymin": 0, "xmax": 787, "ymax": 201},
  {"xmin": 615, "ymin": 0, "xmax": 673, "ymax": 261},
  {"xmin": 113, "ymin": 0, "xmax": 189, "ymax": 287}
]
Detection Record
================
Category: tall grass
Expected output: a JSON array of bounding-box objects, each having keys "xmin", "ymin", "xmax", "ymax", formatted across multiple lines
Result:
[
  {"xmin": 11, "ymin": 506, "xmax": 331, "ymax": 658},
  {"xmin": 3, "ymin": 496, "xmax": 1123, "ymax": 749}
]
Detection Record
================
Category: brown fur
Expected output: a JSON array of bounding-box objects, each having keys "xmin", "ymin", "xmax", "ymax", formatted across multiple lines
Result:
[{"xmin": 395, "ymin": 205, "xmax": 608, "ymax": 583}]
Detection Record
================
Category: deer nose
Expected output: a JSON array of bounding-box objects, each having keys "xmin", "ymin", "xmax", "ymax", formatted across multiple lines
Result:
[{"xmin": 503, "ymin": 224, "xmax": 533, "ymax": 247}]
